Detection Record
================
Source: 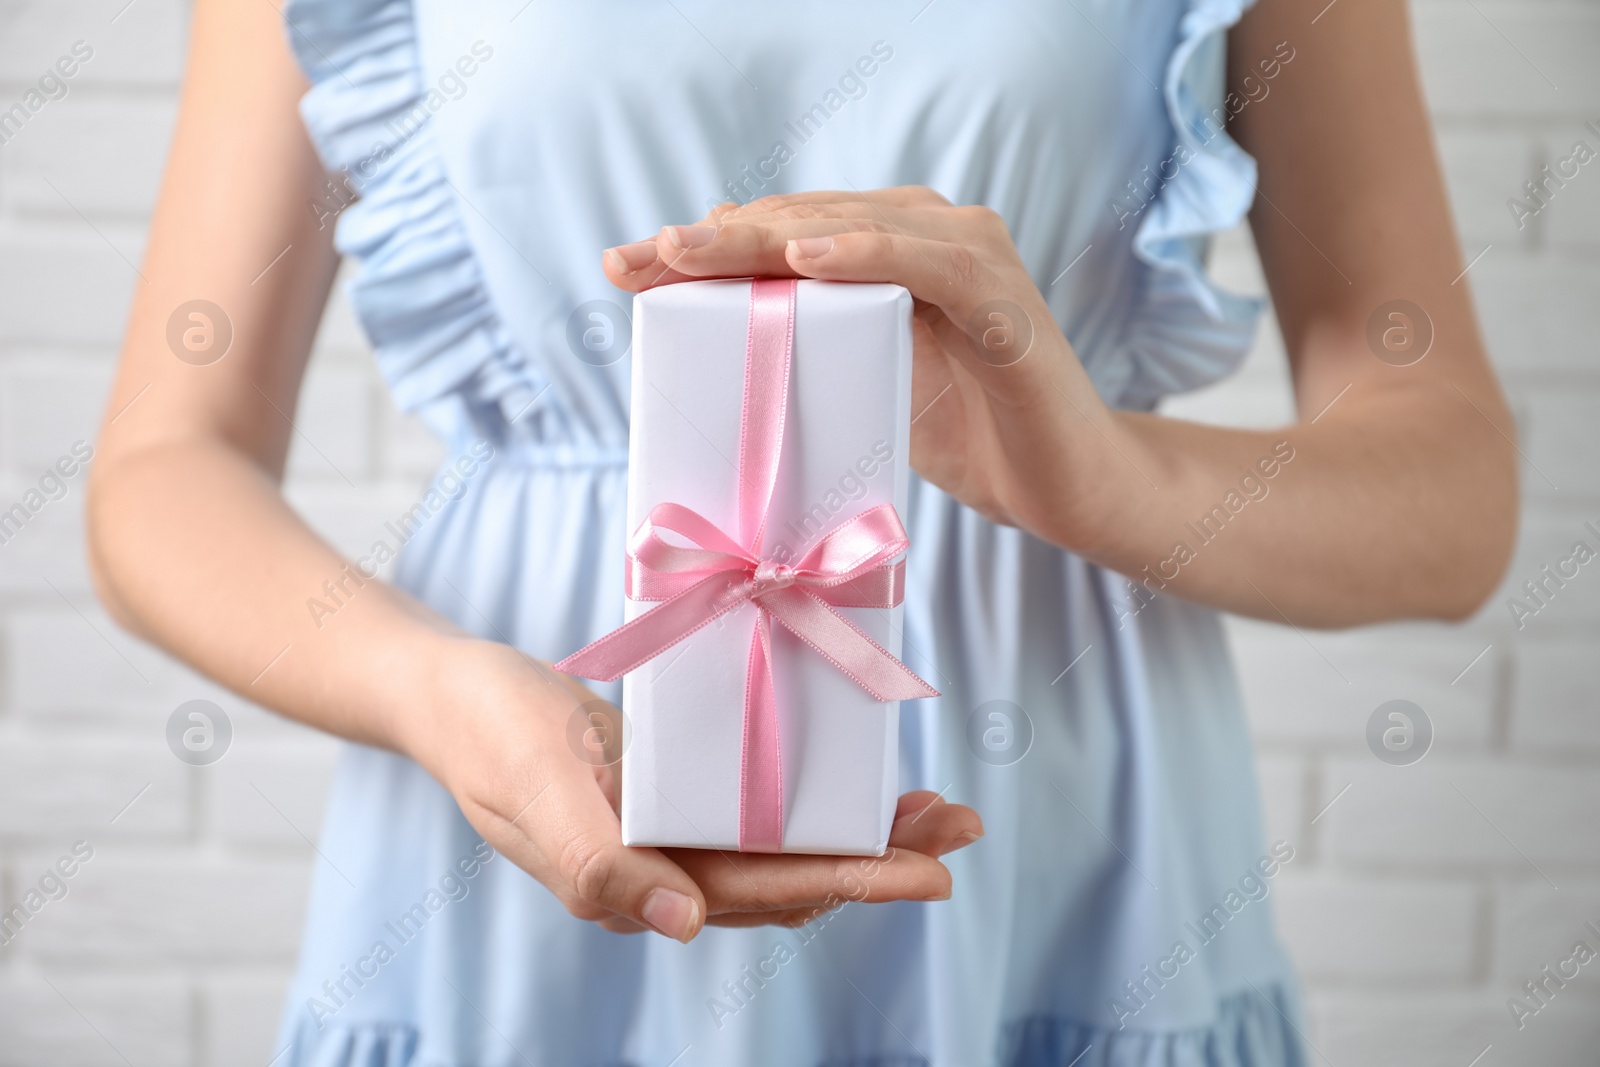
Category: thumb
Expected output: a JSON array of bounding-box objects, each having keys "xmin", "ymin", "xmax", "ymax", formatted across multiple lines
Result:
[{"xmin": 488, "ymin": 749, "xmax": 709, "ymax": 942}]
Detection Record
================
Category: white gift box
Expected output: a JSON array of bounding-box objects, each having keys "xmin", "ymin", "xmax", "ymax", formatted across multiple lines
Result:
[{"xmin": 620, "ymin": 279, "xmax": 915, "ymax": 855}]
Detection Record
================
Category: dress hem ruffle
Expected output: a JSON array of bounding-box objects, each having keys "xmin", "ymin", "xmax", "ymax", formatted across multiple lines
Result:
[{"xmin": 277, "ymin": 980, "xmax": 1305, "ymax": 1067}]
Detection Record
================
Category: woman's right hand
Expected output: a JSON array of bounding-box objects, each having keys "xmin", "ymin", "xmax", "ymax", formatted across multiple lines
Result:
[{"xmin": 405, "ymin": 638, "xmax": 983, "ymax": 941}]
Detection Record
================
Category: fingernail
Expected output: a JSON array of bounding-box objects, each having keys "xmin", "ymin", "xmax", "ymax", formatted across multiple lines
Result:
[
  {"xmin": 604, "ymin": 240, "xmax": 658, "ymax": 273},
  {"xmin": 641, "ymin": 887, "xmax": 699, "ymax": 943},
  {"xmin": 939, "ymin": 830, "xmax": 983, "ymax": 856},
  {"xmin": 789, "ymin": 237, "xmax": 834, "ymax": 259},
  {"xmin": 665, "ymin": 225, "xmax": 717, "ymax": 250},
  {"xmin": 921, "ymin": 888, "xmax": 953, "ymax": 902}
]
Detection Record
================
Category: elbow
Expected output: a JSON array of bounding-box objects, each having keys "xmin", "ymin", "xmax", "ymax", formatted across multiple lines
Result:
[
  {"xmin": 1430, "ymin": 438, "xmax": 1521, "ymax": 624},
  {"xmin": 84, "ymin": 460, "xmax": 147, "ymax": 638},
  {"xmin": 1435, "ymin": 563, "xmax": 1511, "ymax": 624},
  {"xmin": 1435, "ymin": 540, "xmax": 1517, "ymax": 625}
]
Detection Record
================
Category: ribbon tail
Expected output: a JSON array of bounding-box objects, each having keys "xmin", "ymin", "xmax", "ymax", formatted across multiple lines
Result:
[
  {"xmin": 739, "ymin": 611, "xmax": 784, "ymax": 853},
  {"xmin": 761, "ymin": 589, "xmax": 939, "ymax": 702},
  {"xmin": 814, "ymin": 559, "xmax": 906, "ymax": 608},
  {"xmin": 554, "ymin": 573, "xmax": 750, "ymax": 682}
]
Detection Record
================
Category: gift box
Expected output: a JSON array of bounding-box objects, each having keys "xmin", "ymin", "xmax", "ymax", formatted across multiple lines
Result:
[{"xmin": 557, "ymin": 278, "xmax": 935, "ymax": 855}]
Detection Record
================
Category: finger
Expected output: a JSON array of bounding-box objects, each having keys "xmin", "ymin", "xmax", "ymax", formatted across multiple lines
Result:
[
  {"xmin": 705, "ymin": 903, "xmax": 841, "ymax": 928},
  {"xmin": 630, "ymin": 194, "xmax": 970, "ymax": 286},
  {"xmin": 619, "ymin": 185, "xmax": 958, "ymax": 288},
  {"xmin": 666, "ymin": 845, "xmax": 952, "ymax": 914},
  {"xmin": 888, "ymin": 792, "xmax": 984, "ymax": 857},
  {"xmin": 598, "ymin": 915, "xmax": 648, "ymax": 934},
  {"xmin": 602, "ymin": 239, "xmax": 702, "ymax": 291},
  {"xmin": 788, "ymin": 232, "xmax": 1056, "ymax": 401},
  {"xmin": 922, "ymin": 301, "xmax": 976, "ymax": 357},
  {"xmin": 721, "ymin": 202, "xmax": 976, "ymax": 245},
  {"xmin": 702, "ymin": 201, "xmax": 740, "ymax": 224},
  {"xmin": 893, "ymin": 789, "xmax": 948, "ymax": 820},
  {"xmin": 547, "ymin": 820, "xmax": 707, "ymax": 942},
  {"xmin": 906, "ymin": 315, "xmax": 972, "ymax": 457},
  {"xmin": 484, "ymin": 738, "xmax": 709, "ymax": 942},
  {"xmin": 705, "ymin": 910, "xmax": 805, "ymax": 928},
  {"xmin": 648, "ymin": 216, "xmax": 876, "ymax": 281},
  {"xmin": 725, "ymin": 186, "xmax": 951, "ymax": 217},
  {"xmin": 647, "ymin": 203, "xmax": 983, "ymax": 281},
  {"xmin": 783, "ymin": 231, "xmax": 1007, "ymax": 333}
]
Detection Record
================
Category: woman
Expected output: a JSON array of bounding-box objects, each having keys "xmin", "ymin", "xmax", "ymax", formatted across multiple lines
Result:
[{"xmin": 87, "ymin": 0, "xmax": 1516, "ymax": 1062}]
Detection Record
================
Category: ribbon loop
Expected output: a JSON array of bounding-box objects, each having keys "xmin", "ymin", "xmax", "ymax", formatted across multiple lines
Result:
[{"xmin": 555, "ymin": 279, "xmax": 937, "ymax": 852}]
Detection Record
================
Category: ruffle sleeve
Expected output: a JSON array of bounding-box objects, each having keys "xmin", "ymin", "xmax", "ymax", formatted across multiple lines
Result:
[
  {"xmin": 282, "ymin": 0, "xmax": 554, "ymax": 431},
  {"xmin": 1112, "ymin": 0, "xmax": 1266, "ymax": 410}
]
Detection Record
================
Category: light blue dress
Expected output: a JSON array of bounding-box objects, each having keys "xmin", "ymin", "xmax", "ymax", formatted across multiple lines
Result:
[{"xmin": 278, "ymin": 0, "xmax": 1308, "ymax": 1064}]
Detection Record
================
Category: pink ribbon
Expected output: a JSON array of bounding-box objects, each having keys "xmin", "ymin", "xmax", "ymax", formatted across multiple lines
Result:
[{"xmin": 556, "ymin": 278, "xmax": 937, "ymax": 852}]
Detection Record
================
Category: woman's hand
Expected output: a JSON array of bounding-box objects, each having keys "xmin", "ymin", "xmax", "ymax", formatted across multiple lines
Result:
[
  {"xmin": 602, "ymin": 188, "xmax": 1118, "ymax": 539},
  {"xmin": 405, "ymin": 638, "xmax": 983, "ymax": 940}
]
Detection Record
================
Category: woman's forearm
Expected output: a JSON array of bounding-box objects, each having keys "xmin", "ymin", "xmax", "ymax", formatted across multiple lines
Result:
[
  {"xmin": 612, "ymin": 171, "xmax": 1517, "ymax": 631},
  {"xmin": 73, "ymin": 0, "xmax": 474, "ymax": 756},
  {"xmin": 88, "ymin": 438, "xmax": 466, "ymax": 755},
  {"xmin": 1017, "ymin": 373, "xmax": 1518, "ymax": 628}
]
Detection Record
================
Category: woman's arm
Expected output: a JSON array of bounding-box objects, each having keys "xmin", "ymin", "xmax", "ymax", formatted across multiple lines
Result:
[
  {"xmin": 90, "ymin": 0, "xmax": 976, "ymax": 942},
  {"xmin": 1105, "ymin": 0, "xmax": 1519, "ymax": 626},
  {"xmin": 606, "ymin": 0, "xmax": 1516, "ymax": 628},
  {"xmin": 87, "ymin": 0, "xmax": 416, "ymax": 749}
]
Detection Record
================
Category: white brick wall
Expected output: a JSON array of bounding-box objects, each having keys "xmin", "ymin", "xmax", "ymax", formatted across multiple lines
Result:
[{"xmin": 0, "ymin": 0, "xmax": 1595, "ymax": 1063}]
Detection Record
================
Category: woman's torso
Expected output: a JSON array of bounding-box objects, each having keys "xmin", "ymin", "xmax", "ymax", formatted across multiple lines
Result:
[{"xmin": 275, "ymin": 1, "xmax": 1304, "ymax": 1064}]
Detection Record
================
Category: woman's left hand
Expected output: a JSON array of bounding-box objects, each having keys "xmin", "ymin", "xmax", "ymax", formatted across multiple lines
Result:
[{"xmin": 602, "ymin": 187, "xmax": 1119, "ymax": 540}]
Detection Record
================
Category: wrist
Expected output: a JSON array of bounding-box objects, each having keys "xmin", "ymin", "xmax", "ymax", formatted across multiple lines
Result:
[
  {"xmin": 995, "ymin": 382, "xmax": 1151, "ymax": 558},
  {"xmin": 389, "ymin": 634, "xmax": 503, "ymax": 780},
  {"xmin": 393, "ymin": 634, "xmax": 570, "ymax": 794},
  {"xmin": 1061, "ymin": 408, "xmax": 1160, "ymax": 560}
]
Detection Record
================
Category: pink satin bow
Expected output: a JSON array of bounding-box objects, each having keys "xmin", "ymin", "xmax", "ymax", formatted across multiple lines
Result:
[{"xmin": 556, "ymin": 278, "xmax": 936, "ymax": 852}]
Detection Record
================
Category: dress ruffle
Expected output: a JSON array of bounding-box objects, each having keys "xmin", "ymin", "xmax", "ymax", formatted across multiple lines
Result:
[
  {"xmin": 284, "ymin": 0, "xmax": 1262, "ymax": 422},
  {"xmin": 283, "ymin": 0, "xmax": 553, "ymax": 427},
  {"xmin": 279, "ymin": 983, "xmax": 1304, "ymax": 1067},
  {"xmin": 1114, "ymin": 0, "xmax": 1264, "ymax": 411},
  {"xmin": 289, "ymin": 1022, "xmax": 419, "ymax": 1067},
  {"xmin": 1003, "ymin": 984, "xmax": 1307, "ymax": 1067}
]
